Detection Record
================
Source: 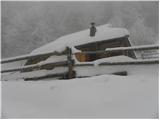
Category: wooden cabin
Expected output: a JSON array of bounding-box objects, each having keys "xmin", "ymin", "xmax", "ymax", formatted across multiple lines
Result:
[{"xmin": 23, "ymin": 24, "xmax": 136, "ymax": 71}]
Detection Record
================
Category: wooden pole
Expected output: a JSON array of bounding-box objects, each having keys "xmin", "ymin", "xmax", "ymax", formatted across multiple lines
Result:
[{"xmin": 67, "ymin": 47, "xmax": 75, "ymax": 79}]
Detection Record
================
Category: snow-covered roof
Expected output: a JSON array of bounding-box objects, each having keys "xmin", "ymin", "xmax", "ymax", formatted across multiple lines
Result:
[{"xmin": 31, "ymin": 24, "xmax": 129, "ymax": 54}]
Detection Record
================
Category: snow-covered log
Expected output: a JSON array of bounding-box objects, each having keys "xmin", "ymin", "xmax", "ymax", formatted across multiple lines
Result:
[
  {"xmin": 105, "ymin": 44, "xmax": 159, "ymax": 52},
  {"xmin": 24, "ymin": 72, "xmax": 67, "ymax": 81},
  {"xmin": 99, "ymin": 59, "xmax": 159, "ymax": 65},
  {"xmin": 78, "ymin": 44, "xmax": 159, "ymax": 54},
  {"xmin": 1, "ymin": 58, "xmax": 158, "ymax": 74},
  {"xmin": 112, "ymin": 71, "xmax": 127, "ymax": 76},
  {"xmin": 75, "ymin": 59, "xmax": 159, "ymax": 66},
  {"xmin": 1, "ymin": 60, "xmax": 68, "ymax": 73},
  {"xmin": 1, "ymin": 51, "xmax": 66, "ymax": 64},
  {"xmin": 1, "ymin": 44, "xmax": 158, "ymax": 64}
]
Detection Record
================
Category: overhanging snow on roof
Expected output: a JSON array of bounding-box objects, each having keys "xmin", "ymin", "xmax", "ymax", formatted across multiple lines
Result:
[{"xmin": 31, "ymin": 24, "xmax": 129, "ymax": 54}]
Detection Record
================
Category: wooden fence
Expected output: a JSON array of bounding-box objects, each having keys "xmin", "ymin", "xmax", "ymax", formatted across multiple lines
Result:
[{"xmin": 1, "ymin": 44, "xmax": 159, "ymax": 80}]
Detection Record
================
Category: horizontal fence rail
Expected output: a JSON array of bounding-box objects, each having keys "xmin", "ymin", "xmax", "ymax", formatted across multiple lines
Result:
[
  {"xmin": 24, "ymin": 72, "xmax": 68, "ymax": 81},
  {"xmin": 2, "ymin": 59, "xmax": 158, "ymax": 81},
  {"xmin": 99, "ymin": 59, "xmax": 159, "ymax": 65},
  {"xmin": 1, "ymin": 60, "xmax": 68, "ymax": 73},
  {"xmin": 1, "ymin": 44, "xmax": 159, "ymax": 64},
  {"xmin": 2, "ymin": 59, "xmax": 158, "ymax": 73},
  {"xmin": 105, "ymin": 44, "xmax": 159, "ymax": 51},
  {"xmin": 78, "ymin": 44, "xmax": 159, "ymax": 54},
  {"xmin": 75, "ymin": 59, "xmax": 159, "ymax": 66},
  {"xmin": 1, "ymin": 44, "xmax": 159, "ymax": 81},
  {"xmin": 1, "ymin": 51, "xmax": 66, "ymax": 64}
]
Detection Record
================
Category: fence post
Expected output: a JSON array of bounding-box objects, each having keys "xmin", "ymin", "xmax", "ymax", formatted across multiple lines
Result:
[{"xmin": 67, "ymin": 47, "xmax": 75, "ymax": 79}]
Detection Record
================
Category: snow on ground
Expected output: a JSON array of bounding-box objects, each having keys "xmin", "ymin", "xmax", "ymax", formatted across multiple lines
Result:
[{"xmin": 1, "ymin": 64, "xmax": 158, "ymax": 118}]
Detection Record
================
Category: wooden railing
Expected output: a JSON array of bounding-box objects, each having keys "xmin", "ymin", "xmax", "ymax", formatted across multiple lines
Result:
[
  {"xmin": 1, "ymin": 51, "xmax": 66, "ymax": 64},
  {"xmin": 1, "ymin": 44, "xmax": 159, "ymax": 80},
  {"xmin": 76, "ymin": 44, "xmax": 159, "ymax": 54}
]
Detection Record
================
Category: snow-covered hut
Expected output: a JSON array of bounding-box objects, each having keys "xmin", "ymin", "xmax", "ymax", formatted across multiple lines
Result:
[{"xmin": 25, "ymin": 24, "xmax": 136, "ymax": 65}]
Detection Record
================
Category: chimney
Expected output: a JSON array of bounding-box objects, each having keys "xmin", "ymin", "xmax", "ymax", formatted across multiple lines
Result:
[{"xmin": 90, "ymin": 22, "xmax": 97, "ymax": 37}]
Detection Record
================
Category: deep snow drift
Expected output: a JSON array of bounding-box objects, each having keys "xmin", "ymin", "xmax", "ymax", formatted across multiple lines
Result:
[{"xmin": 1, "ymin": 64, "xmax": 158, "ymax": 118}]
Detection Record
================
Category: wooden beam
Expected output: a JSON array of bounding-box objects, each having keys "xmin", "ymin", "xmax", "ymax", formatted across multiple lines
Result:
[
  {"xmin": 1, "ymin": 60, "xmax": 68, "ymax": 73},
  {"xmin": 75, "ymin": 59, "xmax": 159, "ymax": 66},
  {"xmin": 1, "ymin": 51, "xmax": 66, "ymax": 64},
  {"xmin": 112, "ymin": 71, "xmax": 127, "ymax": 76},
  {"xmin": 77, "ymin": 44, "xmax": 159, "ymax": 54},
  {"xmin": 1, "ymin": 44, "xmax": 158, "ymax": 64},
  {"xmin": 99, "ymin": 59, "xmax": 159, "ymax": 65},
  {"xmin": 105, "ymin": 44, "xmax": 159, "ymax": 52},
  {"xmin": 24, "ymin": 72, "xmax": 67, "ymax": 81}
]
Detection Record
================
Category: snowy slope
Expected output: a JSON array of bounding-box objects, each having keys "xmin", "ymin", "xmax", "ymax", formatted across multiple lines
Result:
[
  {"xmin": 1, "ymin": 23, "xmax": 158, "ymax": 118},
  {"xmin": 2, "ymin": 64, "xmax": 158, "ymax": 118},
  {"xmin": 31, "ymin": 24, "xmax": 129, "ymax": 54}
]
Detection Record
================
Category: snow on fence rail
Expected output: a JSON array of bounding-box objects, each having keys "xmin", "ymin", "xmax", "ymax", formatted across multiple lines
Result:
[
  {"xmin": 1, "ymin": 51, "xmax": 66, "ymax": 64},
  {"xmin": 1, "ymin": 59, "xmax": 158, "ymax": 80},
  {"xmin": 1, "ymin": 60, "xmax": 69, "ymax": 73},
  {"xmin": 1, "ymin": 45, "xmax": 159, "ymax": 80},
  {"xmin": 78, "ymin": 44, "xmax": 159, "ymax": 54},
  {"xmin": 1, "ymin": 44, "xmax": 159, "ymax": 63},
  {"xmin": 105, "ymin": 44, "xmax": 159, "ymax": 51},
  {"xmin": 75, "ymin": 59, "xmax": 159, "ymax": 66},
  {"xmin": 1, "ymin": 47, "xmax": 75, "ymax": 79},
  {"xmin": 1, "ymin": 59, "xmax": 159, "ymax": 73}
]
